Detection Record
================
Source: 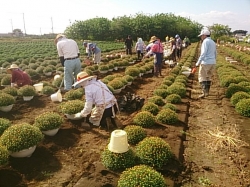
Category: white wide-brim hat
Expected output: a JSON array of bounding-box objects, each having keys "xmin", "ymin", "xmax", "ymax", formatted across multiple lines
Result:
[{"xmin": 72, "ymin": 71, "xmax": 96, "ymax": 87}]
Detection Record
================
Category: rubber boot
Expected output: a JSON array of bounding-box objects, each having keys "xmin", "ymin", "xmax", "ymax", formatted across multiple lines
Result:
[
  {"xmin": 198, "ymin": 81, "xmax": 206, "ymax": 98},
  {"xmin": 206, "ymin": 81, "xmax": 211, "ymax": 96}
]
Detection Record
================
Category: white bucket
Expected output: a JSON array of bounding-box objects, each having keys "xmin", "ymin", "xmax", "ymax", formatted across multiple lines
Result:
[
  {"xmin": 33, "ymin": 83, "xmax": 43, "ymax": 92},
  {"xmin": 108, "ymin": 130, "xmax": 129, "ymax": 153},
  {"xmin": 182, "ymin": 71, "xmax": 191, "ymax": 77},
  {"xmin": 50, "ymin": 91, "xmax": 62, "ymax": 102},
  {"xmin": 54, "ymin": 74, "xmax": 61, "ymax": 80}
]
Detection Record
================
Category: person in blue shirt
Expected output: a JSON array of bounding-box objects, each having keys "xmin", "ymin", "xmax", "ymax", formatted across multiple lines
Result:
[
  {"xmin": 196, "ymin": 29, "xmax": 217, "ymax": 98},
  {"xmin": 83, "ymin": 41, "xmax": 101, "ymax": 65}
]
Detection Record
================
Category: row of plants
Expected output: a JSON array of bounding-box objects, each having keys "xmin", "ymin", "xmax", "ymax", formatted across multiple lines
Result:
[{"xmin": 216, "ymin": 52, "xmax": 250, "ymax": 117}]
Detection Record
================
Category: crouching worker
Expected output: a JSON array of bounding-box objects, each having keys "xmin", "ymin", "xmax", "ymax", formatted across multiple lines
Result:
[
  {"xmin": 7, "ymin": 64, "xmax": 32, "ymax": 87},
  {"xmin": 73, "ymin": 71, "xmax": 120, "ymax": 130}
]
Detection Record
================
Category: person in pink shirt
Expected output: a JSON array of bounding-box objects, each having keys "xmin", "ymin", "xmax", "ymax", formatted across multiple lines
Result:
[{"xmin": 144, "ymin": 36, "xmax": 164, "ymax": 77}]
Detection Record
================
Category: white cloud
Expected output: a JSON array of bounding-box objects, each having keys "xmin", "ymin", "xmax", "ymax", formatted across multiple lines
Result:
[{"xmin": 177, "ymin": 11, "xmax": 250, "ymax": 32}]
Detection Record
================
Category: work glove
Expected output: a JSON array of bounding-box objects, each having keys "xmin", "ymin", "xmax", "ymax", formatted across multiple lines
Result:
[{"xmin": 75, "ymin": 112, "xmax": 83, "ymax": 118}]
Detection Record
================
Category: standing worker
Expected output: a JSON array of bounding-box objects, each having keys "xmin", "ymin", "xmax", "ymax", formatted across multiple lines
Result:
[
  {"xmin": 124, "ymin": 35, "xmax": 133, "ymax": 55},
  {"xmin": 73, "ymin": 71, "xmax": 120, "ymax": 130},
  {"xmin": 196, "ymin": 29, "xmax": 217, "ymax": 98},
  {"xmin": 55, "ymin": 34, "xmax": 81, "ymax": 93},
  {"xmin": 144, "ymin": 36, "xmax": 163, "ymax": 77},
  {"xmin": 83, "ymin": 41, "xmax": 101, "ymax": 65}
]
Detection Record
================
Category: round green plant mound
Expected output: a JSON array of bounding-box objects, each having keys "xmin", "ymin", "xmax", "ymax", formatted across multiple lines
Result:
[
  {"xmin": 135, "ymin": 137, "xmax": 172, "ymax": 168},
  {"xmin": 2, "ymin": 87, "xmax": 18, "ymax": 97},
  {"xmin": 0, "ymin": 146, "xmax": 9, "ymax": 166},
  {"xmin": 0, "ymin": 118, "xmax": 11, "ymax": 136},
  {"xmin": 18, "ymin": 85, "xmax": 36, "ymax": 96},
  {"xmin": 147, "ymin": 96, "xmax": 165, "ymax": 106},
  {"xmin": 153, "ymin": 88, "xmax": 168, "ymax": 98},
  {"xmin": 133, "ymin": 111, "xmax": 155, "ymax": 128},
  {"xmin": 156, "ymin": 108, "xmax": 178, "ymax": 124},
  {"xmin": 101, "ymin": 147, "xmax": 135, "ymax": 171},
  {"xmin": 141, "ymin": 102, "xmax": 159, "ymax": 115},
  {"xmin": 108, "ymin": 79, "xmax": 124, "ymax": 90},
  {"xmin": 235, "ymin": 98, "xmax": 250, "ymax": 117},
  {"xmin": 34, "ymin": 112, "xmax": 64, "ymax": 131},
  {"xmin": 162, "ymin": 79, "xmax": 173, "ymax": 86},
  {"xmin": 124, "ymin": 125, "xmax": 147, "ymax": 145},
  {"xmin": 165, "ymin": 94, "xmax": 182, "ymax": 104},
  {"xmin": 162, "ymin": 103, "xmax": 177, "ymax": 111},
  {"xmin": 52, "ymin": 77, "xmax": 64, "ymax": 88},
  {"xmin": 167, "ymin": 84, "xmax": 186, "ymax": 98},
  {"xmin": 59, "ymin": 99, "xmax": 85, "ymax": 115},
  {"xmin": 0, "ymin": 123, "xmax": 44, "ymax": 152},
  {"xmin": 0, "ymin": 93, "xmax": 15, "ymax": 107},
  {"xmin": 225, "ymin": 84, "xmax": 249, "ymax": 98},
  {"xmin": 125, "ymin": 67, "xmax": 140, "ymax": 78},
  {"xmin": 230, "ymin": 91, "xmax": 250, "ymax": 106},
  {"xmin": 41, "ymin": 86, "xmax": 55, "ymax": 95},
  {"xmin": 1, "ymin": 75, "xmax": 11, "ymax": 85},
  {"xmin": 117, "ymin": 165, "xmax": 166, "ymax": 187},
  {"xmin": 64, "ymin": 89, "xmax": 84, "ymax": 100}
]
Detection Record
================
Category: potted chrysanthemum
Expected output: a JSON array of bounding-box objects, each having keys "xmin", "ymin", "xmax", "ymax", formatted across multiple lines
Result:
[
  {"xmin": 118, "ymin": 165, "xmax": 166, "ymax": 187},
  {"xmin": 0, "ymin": 146, "xmax": 9, "ymax": 167},
  {"xmin": 34, "ymin": 112, "xmax": 64, "ymax": 136},
  {"xmin": 0, "ymin": 93, "xmax": 15, "ymax": 112},
  {"xmin": 0, "ymin": 123, "xmax": 44, "ymax": 157},
  {"xmin": 18, "ymin": 85, "xmax": 36, "ymax": 101},
  {"xmin": 0, "ymin": 118, "xmax": 11, "ymax": 136},
  {"xmin": 59, "ymin": 99, "xmax": 85, "ymax": 120}
]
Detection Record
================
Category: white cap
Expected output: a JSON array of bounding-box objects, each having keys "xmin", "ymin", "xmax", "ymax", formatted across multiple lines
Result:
[{"xmin": 198, "ymin": 29, "xmax": 210, "ymax": 37}]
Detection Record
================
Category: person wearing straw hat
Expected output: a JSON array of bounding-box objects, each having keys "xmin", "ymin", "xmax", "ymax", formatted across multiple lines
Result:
[
  {"xmin": 73, "ymin": 71, "xmax": 120, "ymax": 129},
  {"xmin": 7, "ymin": 64, "xmax": 32, "ymax": 87},
  {"xmin": 196, "ymin": 28, "xmax": 217, "ymax": 98},
  {"xmin": 143, "ymin": 36, "xmax": 164, "ymax": 77},
  {"xmin": 55, "ymin": 34, "xmax": 81, "ymax": 93}
]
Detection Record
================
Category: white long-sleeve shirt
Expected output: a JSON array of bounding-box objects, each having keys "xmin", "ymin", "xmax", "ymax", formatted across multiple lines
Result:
[
  {"xmin": 80, "ymin": 79, "xmax": 116, "ymax": 116},
  {"xmin": 196, "ymin": 37, "xmax": 217, "ymax": 66}
]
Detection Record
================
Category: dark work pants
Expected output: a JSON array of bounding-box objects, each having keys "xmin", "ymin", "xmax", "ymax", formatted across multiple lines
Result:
[
  {"xmin": 126, "ymin": 47, "xmax": 132, "ymax": 55},
  {"xmin": 100, "ymin": 105, "xmax": 118, "ymax": 128}
]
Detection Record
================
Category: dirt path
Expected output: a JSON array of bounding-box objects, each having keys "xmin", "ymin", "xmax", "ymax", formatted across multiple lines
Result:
[{"xmin": 182, "ymin": 51, "xmax": 250, "ymax": 186}]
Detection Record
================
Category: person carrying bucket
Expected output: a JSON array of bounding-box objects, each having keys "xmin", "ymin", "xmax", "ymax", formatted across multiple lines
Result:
[{"xmin": 73, "ymin": 71, "xmax": 120, "ymax": 130}]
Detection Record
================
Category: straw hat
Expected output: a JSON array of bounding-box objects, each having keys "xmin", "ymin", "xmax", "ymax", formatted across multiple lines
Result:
[
  {"xmin": 7, "ymin": 64, "xmax": 19, "ymax": 73},
  {"xmin": 149, "ymin": 36, "xmax": 157, "ymax": 43},
  {"xmin": 54, "ymin": 34, "xmax": 65, "ymax": 44},
  {"xmin": 72, "ymin": 71, "xmax": 96, "ymax": 87}
]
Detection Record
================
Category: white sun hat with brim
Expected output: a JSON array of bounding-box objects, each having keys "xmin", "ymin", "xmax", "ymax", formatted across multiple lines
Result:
[
  {"xmin": 72, "ymin": 71, "xmax": 97, "ymax": 88},
  {"xmin": 198, "ymin": 29, "xmax": 210, "ymax": 37},
  {"xmin": 7, "ymin": 64, "xmax": 19, "ymax": 73}
]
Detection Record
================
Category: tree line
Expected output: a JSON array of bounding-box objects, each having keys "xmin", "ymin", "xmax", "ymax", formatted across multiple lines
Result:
[{"xmin": 64, "ymin": 13, "xmax": 204, "ymax": 43}]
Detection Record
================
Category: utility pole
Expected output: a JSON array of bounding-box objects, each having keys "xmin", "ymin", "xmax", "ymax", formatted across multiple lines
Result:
[
  {"xmin": 23, "ymin": 13, "xmax": 26, "ymax": 36},
  {"xmin": 10, "ymin": 19, "xmax": 13, "ymax": 32},
  {"xmin": 40, "ymin": 28, "xmax": 42, "ymax": 35},
  {"xmin": 51, "ymin": 17, "xmax": 54, "ymax": 34}
]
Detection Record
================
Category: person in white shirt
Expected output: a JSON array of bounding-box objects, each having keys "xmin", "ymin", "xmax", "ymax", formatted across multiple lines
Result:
[
  {"xmin": 55, "ymin": 34, "xmax": 81, "ymax": 92},
  {"xmin": 196, "ymin": 29, "xmax": 217, "ymax": 98},
  {"xmin": 73, "ymin": 71, "xmax": 119, "ymax": 129}
]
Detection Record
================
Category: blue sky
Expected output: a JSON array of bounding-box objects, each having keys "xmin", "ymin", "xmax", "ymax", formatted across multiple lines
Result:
[{"xmin": 0, "ymin": 0, "xmax": 249, "ymax": 35}]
